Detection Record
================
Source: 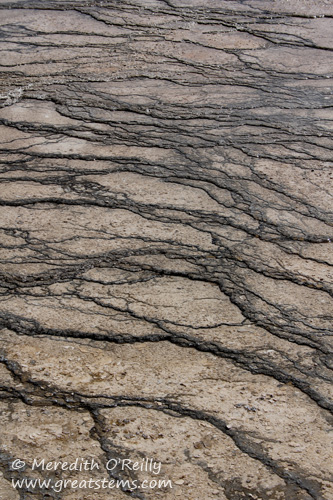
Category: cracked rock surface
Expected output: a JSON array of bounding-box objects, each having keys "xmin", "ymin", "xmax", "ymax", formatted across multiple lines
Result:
[{"xmin": 0, "ymin": 1, "xmax": 332, "ymax": 499}]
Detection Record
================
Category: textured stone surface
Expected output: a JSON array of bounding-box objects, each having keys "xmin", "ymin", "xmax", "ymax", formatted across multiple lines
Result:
[{"xmin": 0, "ymin": 1, "xmax": 332, "ymax": 499}]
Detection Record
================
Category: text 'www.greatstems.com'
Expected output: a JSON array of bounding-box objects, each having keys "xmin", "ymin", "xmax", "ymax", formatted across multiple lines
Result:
[{"xmin": 12, "ymin": 476, "xmax": 173, "ymax": 493}]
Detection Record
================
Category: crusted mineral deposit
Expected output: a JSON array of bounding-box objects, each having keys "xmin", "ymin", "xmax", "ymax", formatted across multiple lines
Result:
[{"xmin": 0, "ymin": 1, "xmax": 332, "ymax": 499}]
